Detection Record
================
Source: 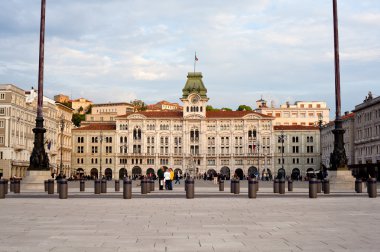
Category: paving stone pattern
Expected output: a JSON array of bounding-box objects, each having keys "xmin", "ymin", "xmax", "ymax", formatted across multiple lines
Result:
[{"xmin": 1, "ymin": 181, "xmax": 380, "ymax": 252}]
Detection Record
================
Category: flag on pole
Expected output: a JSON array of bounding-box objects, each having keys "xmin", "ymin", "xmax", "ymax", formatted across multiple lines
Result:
[{"xmin": 195, "ymin": 53, "xmax": 198, "ymax": 61}]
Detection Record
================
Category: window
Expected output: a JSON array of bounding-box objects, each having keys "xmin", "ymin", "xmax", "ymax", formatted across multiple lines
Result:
[
  {"xmin": 0, "ymin": 108, "xmax": 5, "ymax": 115},
  {"xmin": 77, "ymin": 146, "xmax": 84, "ymax": 153},
  {"xmin": 0, "ymin": 120, "xmax": 4, "ymax": 128},
  {"xmin": 0, "ymin": 93, "xmax": 4, "ymax": 100},
  {"xmin": 292, "ymin": 146, "xmax": 299, "ymax": 153}
]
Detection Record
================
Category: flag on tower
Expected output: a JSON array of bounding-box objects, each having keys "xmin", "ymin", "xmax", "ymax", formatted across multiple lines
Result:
[{"xmin": 195, "ymin": 53, "xmax": 198, "ymax": 61}]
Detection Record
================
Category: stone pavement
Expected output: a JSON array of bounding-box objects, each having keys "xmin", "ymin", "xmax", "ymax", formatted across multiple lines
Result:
[{"xmin": 1, "ymin": 181, "xmax": 380, "ymax": 252}]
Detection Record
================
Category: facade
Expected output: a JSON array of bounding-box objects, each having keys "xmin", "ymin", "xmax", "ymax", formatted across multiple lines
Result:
[
  {"xmin": 146, "ymin": 100, "xmax": 182, "ymax": 111},
  {"xmin": 274, "ymin": 125, "xmax": 321, "ymax": 180},
  {"xmin": 72, "ymin": 72, "xmax": 276, "ymax": 179},
  {"xmin": 353, "ymin": 92, "xmax": 380, "ymax": 166},
  {"xmin": 255, "ymin": 99, "xmax": 330, "ymax": 126},
  {"xmin": 54, "ymin": 94, "xmax": 69, "ymax": 103},
  {"xmin": 321, "ymin": 112, "xmax": 355, "ymax": 168},
  {"xmin": 71, "ymin": 98, "xmax": 92, "ymax": 114},
  {"xmin": 85, "ymin": 102, "xmax": 134, "ymax": 122},
  {"xmin": 0, "ymin": 84, "xmax": 74, "ymax": 179}
]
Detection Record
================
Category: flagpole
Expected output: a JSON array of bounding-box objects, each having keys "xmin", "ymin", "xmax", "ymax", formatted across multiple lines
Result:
[{"xmin": 194, "ymin": 51, "xmax": 196, "ymax": 73}]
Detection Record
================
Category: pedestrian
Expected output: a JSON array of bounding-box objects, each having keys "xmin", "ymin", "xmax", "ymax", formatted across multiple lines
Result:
[
  {"xmin": 157, "ymin": 167, "xmax": 165, "ymax": 190},
  {"xmin": 164, "ymin": 168, "xmax": 171, "ymax": 190},
  {"xmin": 169, "ymin": 168, "xmax": 174, "ymax": 190},
  {"xmin": 175, "ymin": 171, "xmax": 181, "ymax": 184}
]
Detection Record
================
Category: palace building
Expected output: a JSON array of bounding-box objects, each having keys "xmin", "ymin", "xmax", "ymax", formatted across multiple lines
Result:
[{"xmin": 72, "ymin": 72, "xmax": 276, "ymax": 179}]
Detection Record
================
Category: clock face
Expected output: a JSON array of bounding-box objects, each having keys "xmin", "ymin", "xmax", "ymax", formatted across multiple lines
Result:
[{"xmin": 191, "ymin": 96, "xmax": 199, "ymax": 104}]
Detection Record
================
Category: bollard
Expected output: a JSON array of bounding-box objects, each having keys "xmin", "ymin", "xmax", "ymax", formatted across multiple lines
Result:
[
  {"xmin": 151, "ymin": 179, "xmax": 155, "ymax": 192},
  {"xmin": 355, "ymin": 179, "xmax": 362, "ymax": 193},
  {"xmin": 56, "ymin": 179, "xmax": 61, "ymax": 194},
  {"xmin": 4, "ymin": 179, "xmax": 8, "ymax": 195},
  {"xmin": 47, "ymin": 179, "xmax": 54, "ymax": 194},
  {"xmin": 309, "ymin": 178, "xmax": 317, "ymax": 198},
  {"xmin": 44, "ymin": 180, "xmax": 48, "ymax": 192},
  {"xmin": 146, "ymin": 179, "xmax": 151, "ymax": 193},
  {"xmin": 317, "ymin": 180, "xmax": 322, "ymax": 193},
  {"xmin": 123, "ymin": 177, "xmax": 132, "ymax": 199},
  {"xmin": 248, "ymin": 178, "xmax": 257, "ymax": 199},
  {"xmin": 273, "ymin": 179, "xmax": 279, "ymax": 194},
  {"xmin": 58, "ymin": 179, "xmax": 68, "ymax": 199},
  {"xmin": 256, "ymin": 180, "xmax": 259, "ymax": 192},
  {"xmin": 288, "ymin": 179, "xmax": 293, "ymax": 192},
  {"xmin": 10, "ymin": 180, "xmax": 14, "ymax": 192},
  {"xmin": 323, "ymin": 179, "xmax": 330, "ymax": 194},
  {"xmin": 101, "ymin": 179, "xmax": 107, "ymax": 193},
  {"xmin": 279, "ymin": 178, "xmax": 285, "ymax": 194},
  {"xmin": 115, "ymin": 180, "xmax": 120, "ymax": 192},
  {"xmin": 141, "ymin": 178, "xmax": 147, "ymax": 194},
  {"xmin": 230, "ymin": 179, "xmax": 235, "ymax": 193},
  {"xmin": 80, "ymin": 180, "xmax": 85, "ymax": 192},
  {"xmin": 13, "ymin": 179, "xmax": 20, "ymax": 194},
  {"xmin": 94, "ymin": 179, "xmax": 101, "ymax": 194},
  {"xmin": 368, "ymin": 178, "xmax": 377, "ymax": 198},
  {"xmin": 234, "ymin": 179, "xmax": 240, "ymax": 194},
  {"xmin": 185, "ymin": 178, "xmax": 194, "ymax": 199},
  {"xmin": 0, "ymin": 179, "xmax": 5, "ymax": 199},
  {"xmin": 219, "ymin": 180, "xmax": 224, "ymax": 191}
]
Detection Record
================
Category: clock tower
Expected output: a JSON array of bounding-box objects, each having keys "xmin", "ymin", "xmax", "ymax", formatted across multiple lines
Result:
[{"xmin": 181, "ymin": 72, "xmax": 209, "ymax": 118}]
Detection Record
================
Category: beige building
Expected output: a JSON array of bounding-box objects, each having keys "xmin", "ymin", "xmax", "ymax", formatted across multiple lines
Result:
[
  {"xmin": 0, "ymin": 84, "xmax": 74, "ymax": 179},
  {"xmin": 71, "ymin": 97, "xmax": 92, "ymax": 114},
  {"xmin": 85, "ymin": 102, "xmax": 134, "ymax": 122},
  {"xmin": 72, "ymin": 72, "xmax": 276, "ymax": 179},
  {"xmin": 321, "ymin": 112, "xmax": 355, "ymax": 168},
  {"xmin": 147, "ymin": 100, "xmax": 182, "ymax": 111},
  {"xmin": 54, "ymin": 94, "xmax": 69, "ymax": 103},
  {"xmin": 256, "ymin": 99, "xmax": 330, "ymax": 126},
  {"xmin": 273, "ymin": 125, "xmax": 321, "ymax": 180}
]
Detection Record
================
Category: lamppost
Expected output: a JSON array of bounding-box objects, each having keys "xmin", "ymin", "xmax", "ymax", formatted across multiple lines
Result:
[
  {"xmin": 256, "ymin": 141, "xmax": 261, "ymax": 177},
  {"xmin": 278, "ymin": 130, "xmax": 287, "ymax": 179},
  {"xmin": 122, "ymin": 143, "xmax": 128, "ymax": 178},
  {"xmin": 317, "ymin": 114, "xmax": 327, "ymax": 175},
  {"xmin": 99, "ymin": 131, "xmax": 103, "ymax": 179},
  {"xmin": 59, "ymin": 116, "xmax": 65, "ymax": 178}
]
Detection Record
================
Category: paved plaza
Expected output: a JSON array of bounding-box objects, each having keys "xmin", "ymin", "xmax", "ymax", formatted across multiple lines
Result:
[{"xmin": 1, "ymin": 180, "xmax": 380, "ymax": 252}]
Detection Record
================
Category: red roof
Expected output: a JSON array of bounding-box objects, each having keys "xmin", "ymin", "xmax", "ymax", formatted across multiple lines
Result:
[
  {"xmin": 325, "ymin": 112, "xmax": 355, "ymax": 127},
  {"xmin": 73, "ymin": 123, "xmax": 116, "ymax": 131},
  {"xmin": 117, "ymin": 110, "xmax": 272, "ymax": 119},
  {"xmin": 206, "ymin": 111, "xmax": 272, "ymax": 118},
  {"xmin": 274, "ymin": 125, "xmax": 319, "ymax": 131}
]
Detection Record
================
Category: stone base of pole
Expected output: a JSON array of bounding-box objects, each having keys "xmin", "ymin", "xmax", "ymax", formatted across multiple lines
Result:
[
  {"xmin": 328, "ymin": 167, "xmax": 355, "ymax": 191},
  {"xmin": 21, "ymin": 170, "xmax": 52, "ymax": 191}
]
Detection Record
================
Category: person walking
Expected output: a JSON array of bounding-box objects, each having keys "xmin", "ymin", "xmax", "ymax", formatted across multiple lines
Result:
[
  {"xmin": 169, "ymin": 168, "xmax": 174, "ymax": 190},
  {"xmin": 157, "ymin": 167, "xmax": 164, "ymax": 190},
  {"xmin": 164, "ymin": 168, "xmax": 171, "ymax": 190},
  {"xmin": 175, "ymin": 171, "xmax": 181, "ymax": 184}
]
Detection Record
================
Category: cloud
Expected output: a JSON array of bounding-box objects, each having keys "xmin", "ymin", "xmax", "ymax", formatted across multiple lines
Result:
[{"xmin": 0, "ymin": 0, "xmax": 379, "ymax": 116}]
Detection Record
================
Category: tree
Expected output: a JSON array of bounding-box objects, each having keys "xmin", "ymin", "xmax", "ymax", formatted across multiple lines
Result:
[
  {"xmin": 206, "ymin": 105, "xmax": 220, "ymax": 111},
  {"xmin": 237, "ymin": 105, "xmax": 252, "ymax": 111},
  {"xmin": 130, "ymin": 99, "xmax": 147, "ymax": 111},
  {"xmin": 221, "ymin": 107, "xmax": 232, "ymax": 111},
  {"xmin": 72, "ymin": 113, "xmax": 85, "ymax": 127}
]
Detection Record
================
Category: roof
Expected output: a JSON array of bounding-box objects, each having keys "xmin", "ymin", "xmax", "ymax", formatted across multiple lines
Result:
[
  {"xmin": 182, "ymin": 72, "xmax": 208, "ymax": 99},
  {"xmin": 274, "ymin": 125, "xmax": 319, "ymax": 131},
  {"xmin": 92, "ymin": 102, "xmax": 133, "ymax": 107},
  {"xmin": 325, "ymin": 112, "xmax": 355, "ymax": 127},
  {"xmin": 206, "ymin": 111, "xmax": 273, "ymax": 118},
  {"xmin": 72, "ymin": 123, "xmax": 116, "ymax": 131},
  {"xmin": 116, "ymin": 110, "xmax": 272, "ymax": 119}
]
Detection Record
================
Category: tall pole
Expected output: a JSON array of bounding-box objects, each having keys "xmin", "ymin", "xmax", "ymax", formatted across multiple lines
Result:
[
  {"xmin": 330, "ymin": 0, "xmax": 347, "ymax": 170},
  {"xmin": 29, "ymin": 0, "xmax": 49, "ymax": 171},
  {"xmin": 99, "ymin": 132, "xmax": 103, "ymax": 179},
  {"xmin": 60, "ymin": 118, "xmax": 64, "ymax": 177}
]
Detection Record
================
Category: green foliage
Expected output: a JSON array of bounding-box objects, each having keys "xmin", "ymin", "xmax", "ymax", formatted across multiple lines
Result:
[
  {"xmin": 221, "ymin": 107, "xmax": 232, "ymax": 111},
  {"xmin": 206, "ymin": 105, "xmax": 220, "ymax": 111},
  {"xmin": 237, "ymin": 105, "xmax": 252, "ymax": 111},
  {"xmin": 59, "ymin": 101, "xmax": 72, "ymax": 108},
  {"xmin": 86, "ymin": 104, "xmax": 92, "ymax": 114},
  {"xmin": 72, "ymin": 113, "xmax": 85, "ymax": 127},
  {"xmin": 131, "ymin": 99, "xmax": 147, "ymax": 111}
]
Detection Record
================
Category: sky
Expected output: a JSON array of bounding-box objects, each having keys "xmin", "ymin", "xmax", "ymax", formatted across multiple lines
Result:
[{"xmin": 0, "ymin": 0, "xmax": 379, "ymax": 119}]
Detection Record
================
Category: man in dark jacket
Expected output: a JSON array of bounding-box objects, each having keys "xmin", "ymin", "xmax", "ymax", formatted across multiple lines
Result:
[{"xmin": 157, "ymin": 167, "xmax": 165, "ymax": 190}]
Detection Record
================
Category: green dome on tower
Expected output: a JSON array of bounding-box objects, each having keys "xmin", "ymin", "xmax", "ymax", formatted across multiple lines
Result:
[{"xmin": 182, "ymin": 72, "xmax": 208, "ymax": 99}]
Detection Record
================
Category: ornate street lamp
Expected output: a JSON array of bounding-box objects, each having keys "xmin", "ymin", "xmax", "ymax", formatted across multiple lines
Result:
[
  {"xmin": 278, "ymin": 131, "xmax": 287, "ymax": 179},
  {"xmin": 59, "ymin": 116, "xmax": 65, "ymax": 178}
]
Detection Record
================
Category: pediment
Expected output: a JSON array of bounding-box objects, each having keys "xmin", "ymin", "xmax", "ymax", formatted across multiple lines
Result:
[
  {"xmin": 127, "ymin": 114, "xmax": 147, "ymax": 120},
  {"xmin": 184, "ymin": 114, "xmax": 205, "ymax": 120},
  {"xmin": 242, "ymin": 114, "xmax": 261, "ymax": 120}
]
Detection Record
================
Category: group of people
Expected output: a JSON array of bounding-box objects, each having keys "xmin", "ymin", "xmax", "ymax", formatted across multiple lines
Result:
[{"xmin": 157, "ymin": 167, "xmax": 182, "ymax": 190}]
